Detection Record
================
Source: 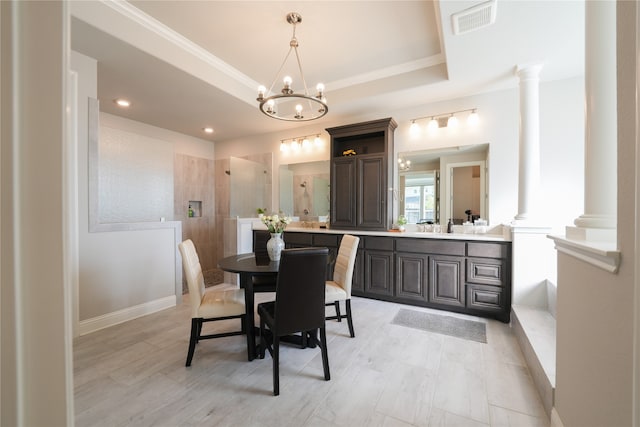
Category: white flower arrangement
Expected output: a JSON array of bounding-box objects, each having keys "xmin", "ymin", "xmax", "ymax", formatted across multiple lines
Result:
[{"xmin": 261, "ymin": 213, "xmax": 292, "ymax": 234}]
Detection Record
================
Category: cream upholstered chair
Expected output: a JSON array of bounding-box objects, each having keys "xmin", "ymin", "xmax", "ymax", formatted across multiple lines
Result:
[
  {"xmin": 178, "ymin": 239, "xmax": 249, "ymax": 366},
  {"xmin": 325, "ymin": 234, "xmax": 360, "ymax": 337}
]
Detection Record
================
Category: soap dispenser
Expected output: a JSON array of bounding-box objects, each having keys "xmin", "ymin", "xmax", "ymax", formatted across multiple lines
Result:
[{"xmin": 447, "ymin": 218, "xmax": 453, "ymax": 233}]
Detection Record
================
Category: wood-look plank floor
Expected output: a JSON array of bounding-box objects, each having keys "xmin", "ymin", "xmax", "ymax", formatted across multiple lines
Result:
[{"xmin": 74, "ymin": 292, "xmax": 549, "ymax": 427}]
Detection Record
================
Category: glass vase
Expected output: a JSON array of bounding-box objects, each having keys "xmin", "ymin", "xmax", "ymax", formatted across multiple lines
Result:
[{"xmin": 266, "ymin": 232, "xmax": 285, "ymax": 262}]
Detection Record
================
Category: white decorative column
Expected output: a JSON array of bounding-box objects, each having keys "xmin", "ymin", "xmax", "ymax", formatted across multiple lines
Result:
[
  {"xmin": 510, "ymin": 63, "xmax": 554, "ymax": 307},
  {"xmin": 568, "ymin": 0, "xmax": 617, "ymax": 241},
  {"xmin": 514, "ymin": 63, "xmax": 544, "ymax": 222}
]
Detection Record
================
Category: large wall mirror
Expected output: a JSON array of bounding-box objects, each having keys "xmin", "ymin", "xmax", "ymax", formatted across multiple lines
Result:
[
  {"xmin": 279, "ymin": 160, "xmax": 330, "ymax": 219},
  {"xmin": 398, "ymin": 143, "xmax": 489, "ymax": 225}
]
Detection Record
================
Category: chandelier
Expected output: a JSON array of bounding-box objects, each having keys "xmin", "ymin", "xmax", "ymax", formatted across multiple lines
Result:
[
  {"xmin": 398, "ymin": 157, "xmax": 412, "ymax": 171},
  {"xmin": 256, "ymin": 12, "xmax": 328, "ymax": 121}
]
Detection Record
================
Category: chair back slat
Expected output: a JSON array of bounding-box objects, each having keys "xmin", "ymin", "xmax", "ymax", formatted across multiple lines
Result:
[
  {"xmin": 332, "ymin": 235, "xmax": 360, "ymax": 295},
  {"xmin": 178, "ymin": 239, "xmax": 205, "ymax": 318},
  {"xmin": 275, "ymin": 247, "xmax": 328, "ymax": 336}
]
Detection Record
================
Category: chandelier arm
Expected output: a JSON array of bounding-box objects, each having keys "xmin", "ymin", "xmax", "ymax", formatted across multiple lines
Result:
[
  {"xmin": 266, "ymin": 46, "xmax": 295, "ymax": 95},
  {"xmin": 293, "ymin": 46, "xmax": 311, "ymax": 96}
]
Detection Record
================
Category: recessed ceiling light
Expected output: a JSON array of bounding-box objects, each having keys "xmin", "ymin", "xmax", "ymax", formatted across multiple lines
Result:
[
  {"xmin": 203, "ymin": 127, "xmax": 214, "ymax": 134},
  {"xmin": 114, "ymin": 98, "xmax": 130, "ymax": 108}
]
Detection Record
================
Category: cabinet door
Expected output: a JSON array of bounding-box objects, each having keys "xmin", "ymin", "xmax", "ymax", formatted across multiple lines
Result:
[
  {"xmin": 352, "ymin": 249, "xmax": 365, "ymax": 293},
  {"xmin": 357, "ymin": 155, "xmax": 386, "ymax": 229},
  {"xmin": 364, "ymin": 250, "xmax": 394, "ymax": 297},
  {"xmin": 331, "ymin": 157, "xmax": 357, "ymax": 228},
  {"xmin": 396, "ymin": 252, "xmax": 428, "ymax": 302},
  {"xmin": 429, "ymin": 255, "xmax": 465, "ymax": 308}
]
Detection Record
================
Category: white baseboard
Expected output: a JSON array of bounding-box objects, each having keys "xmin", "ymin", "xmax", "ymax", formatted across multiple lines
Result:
[
  {"xmin": 550, "ymin": 408, "xmax": 564, "ymax": 427},
  {"xmin": 78, "ymin": 295, "xmax": 176, "ymax": 336}
]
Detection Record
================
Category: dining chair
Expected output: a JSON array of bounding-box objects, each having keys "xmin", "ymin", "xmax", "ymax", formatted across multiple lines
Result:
[
  {"xmin": 258, "ymin": 247, "xmax": 330, "ymax": 396},
  {"xmin": 178, "ymin": 239, "xmax": 250, "ymax": 366},
  {"xmin": 325, "ymin": 234, "xmax": 360, "ymax": 337},
  {"xmin": 252, "ymin": 231, "xmax": 278, "ymax": 292}
]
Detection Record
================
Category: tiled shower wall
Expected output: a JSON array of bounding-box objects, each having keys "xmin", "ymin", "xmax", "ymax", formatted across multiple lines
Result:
[{"xmin": 174, "ymin": 153, "xmax": 221, "ymax": 290}]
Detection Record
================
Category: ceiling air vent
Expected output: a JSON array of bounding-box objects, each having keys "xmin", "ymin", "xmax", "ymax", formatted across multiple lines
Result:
[{"xmin": 451, "ymin": 0, "xmax": 497, "ymax": 35}]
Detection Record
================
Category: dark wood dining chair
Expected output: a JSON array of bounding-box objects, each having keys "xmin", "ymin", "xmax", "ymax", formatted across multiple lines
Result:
[
  {"xmin": 178, "ymin": 239, "xmax": 250, "ymax": 366},
  {"xmin": 252, "ymin": 231, "xmax": 278, "ymax": 292},
  {"xmin": 257, "ymin": 247, "xmax": 330, "ymax": 396}
]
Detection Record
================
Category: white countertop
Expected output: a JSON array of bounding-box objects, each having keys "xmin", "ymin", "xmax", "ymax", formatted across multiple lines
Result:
[{"xmin": 252, "ymin": 222, "xmax": 511, "ymax": 242}]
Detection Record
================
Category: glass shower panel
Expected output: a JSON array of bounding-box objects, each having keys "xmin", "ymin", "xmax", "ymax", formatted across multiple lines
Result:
[
  {"xmin": 312, "ymin": 177, "xmax": 330, "ymax": 216},
  {"xmin": 230, "ymin": 157, "xmax": 265, "ymax": 217},
  {"xmin": 279, "ymin": 166, "xmax": 294, "ymax": 217}
]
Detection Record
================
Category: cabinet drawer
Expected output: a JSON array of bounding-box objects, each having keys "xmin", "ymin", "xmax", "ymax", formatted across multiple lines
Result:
[
  {"xmin": 466, "ymin": 284, "xmax": 504, "ymax": 312},
  {"xmin": 467, "ymin": 242, "xmax": 508, "ymax": 259},
  {"xmin": 284, "ymin": 232, "xmax": 313, "ymax": 246},
  {"xmin": 466, "ymin": 258, "xmax": 504, "ymax": 287},
  {"xmin": 364, "ymin": 236, "xmax": 394, "ymax": 251},
  {"xmin": 396, "ymin": 238, "xmax": 465, "ymax": 256},
  {"xmin": 314, "ymin": 234, "xmax": 339, "ymax": 247}
]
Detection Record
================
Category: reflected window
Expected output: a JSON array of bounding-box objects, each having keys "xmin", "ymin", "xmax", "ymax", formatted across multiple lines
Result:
[
  {"xmin": 402, "ymin": 170, "xmax": 438, "ymax": 223},
  {"xmin": 404, "ymin": 182, "xmax": 435, "ymax": 223}
]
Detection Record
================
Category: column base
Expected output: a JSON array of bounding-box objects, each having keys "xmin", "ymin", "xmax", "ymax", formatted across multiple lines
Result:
[
  {"xmin": 565, "ymin": 225, "xmax": 615, "ymax": 242},
  {"xmin": 573, "ymin": 213, "xmax": 615, "ymax": 229}
]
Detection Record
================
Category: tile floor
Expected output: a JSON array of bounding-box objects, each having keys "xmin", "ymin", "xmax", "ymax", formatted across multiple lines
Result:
[{"xmin": 74, "ymin": 293, "xmax": 549, "ymax": 427}]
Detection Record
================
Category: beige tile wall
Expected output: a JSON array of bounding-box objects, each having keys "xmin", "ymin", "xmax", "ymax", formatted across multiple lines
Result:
[{"xmin": 175, "ymin": 154, "xmax": 221, "ymax": 291}]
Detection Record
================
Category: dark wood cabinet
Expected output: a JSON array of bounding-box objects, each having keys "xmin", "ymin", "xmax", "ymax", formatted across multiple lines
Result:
[
  {"xmin": 253, "ymin": 230, "xmax": 511, "ymax": 322},
  {"xmin": 364, "ymin": 250, "xmax": 394, "ymax": 297},
  {"xmin": 352, "ymin": 247, "xmax": 365, "ymax": 293},
  {"xmin": 362, "ymin": 236, "xmax": 394, "ymax": 297},
  {"xmin": 429, "ymin": 255, "xmax": 465, "ymax": 308},
  {"xmin": 330, "ymin": 157, "xmax": 357, "ymax": 228},
  {"xmin": 327, "ymin": 118, "xmax": 396, "ymax": 230},
  {"xmin": 395, "ymin": 252, "xmax": 428, "ymax": 302}
]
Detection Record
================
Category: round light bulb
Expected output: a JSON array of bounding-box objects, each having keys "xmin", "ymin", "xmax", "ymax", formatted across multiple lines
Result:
[
  {"xmin": 295, "ymin": 104, "xmax": 303, "ymax": 113},
  {"xmin": 447, "ymin": 115, "xmax": 459, "ymax": 128},
  {"xmin": 266, "ymin": 99, "xmax": 275, "ymax": 113},
  {"xmin": 428, "ymin": 118, "xmax": 438, "ymax": 132},
  {"xmin": 258, "ymin": 85, "xmax": 266, "ymax": 95},
  {"xmin": 283, "ymin": 76, "xmax": 292, "ymax": 87}
]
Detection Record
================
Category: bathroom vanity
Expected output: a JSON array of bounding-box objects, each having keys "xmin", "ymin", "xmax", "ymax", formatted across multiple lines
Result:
[{"xmin": 254, "ymin": 227, "xmax": 512, "ymax": 323}]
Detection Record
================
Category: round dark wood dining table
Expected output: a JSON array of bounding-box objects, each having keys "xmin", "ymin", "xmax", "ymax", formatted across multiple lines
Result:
[{"xmin": 217, "ymin": 252, "xmax": 278, "ymax": 361}]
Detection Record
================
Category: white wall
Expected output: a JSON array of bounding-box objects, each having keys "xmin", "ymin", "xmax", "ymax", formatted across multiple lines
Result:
[
  {"xmin": 554, "ymin": 3, "xmax": 638, "ymax": 425},
  {"xmin": 215, "ymin": 77, "xmax": 585, "ymax": 233},
  {"xmin": 71, "ymin": 51, "xmax": 214, "ymax": 334}
]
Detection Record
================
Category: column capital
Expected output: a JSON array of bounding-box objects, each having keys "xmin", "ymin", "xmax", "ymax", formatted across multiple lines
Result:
[{"xmin": 516, "ymin": 63, "xmax": 544, "ymax": 80}]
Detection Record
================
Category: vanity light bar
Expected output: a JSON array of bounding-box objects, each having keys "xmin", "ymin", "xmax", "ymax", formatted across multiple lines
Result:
[
  {"xmin": 280, "ymin": 134, "xmax": 323, "ymax": 152},
  {"xmin": 409, "ymin": 108, "xmax": 479, "ymax": 134}
]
